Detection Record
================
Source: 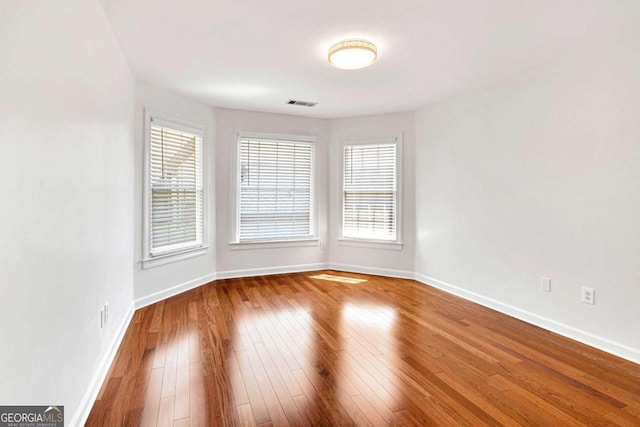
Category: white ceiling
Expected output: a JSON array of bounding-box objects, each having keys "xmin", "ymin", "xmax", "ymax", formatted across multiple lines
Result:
[{"xmin": 100, "ymin": 0, "xmax": 639, "ymax": 119}]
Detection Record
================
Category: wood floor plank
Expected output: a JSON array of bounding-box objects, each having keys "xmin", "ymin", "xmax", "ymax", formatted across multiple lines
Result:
[
  {"xmin": 86, "ymin": 270, "xmax": 640, "ymax": 426},
  {"xmin": 351, "ymin": 394, "xmax": 388, "ymax": 426},
  {"xmin": 174, "ymin": 357, "xmax": 190, "ymax": 420},
  {"xmin": 235, "ymin": 349, "xmax": 271, "ymax": 425},
  {"xmin": 139, "ymin": 367, "xmax": 163, "ymax": 426},
  {"xmin": 172, "ymin": 418, "xmax": 189, "ymax": 427},
  {"xmin": 236, "ymin": 403, "xmax": 257, "ymax": 427},
  {"xmin": 188, "ymin": 362, "xmax": 206, "ymax": 426},
  {"xmin": 253, "ymin": 341, "xmax": 305, "ymax": 425},
  {"xmin": 157, "ymin": 396, "xmax": 175, "ymax": 427},
  {"xmin": 228, "ymin": 350, "xmax": 250, "ymax": 406},
  {"xmin": 160, "ymin": 339, "xmax": 177, "ymax": 398}
]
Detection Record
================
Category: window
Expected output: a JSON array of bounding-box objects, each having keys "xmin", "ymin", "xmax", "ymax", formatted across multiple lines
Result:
[
  {"xmin": 143, "ymin": 111, "xmax": 206, "ymax": 267},
  {"xmin": 236, "ymin": 133, "xmax": 315, "ymax": 242},
  {"xmin": 342, "ymin": 139, "xmax": 399, "ymax": 242}
]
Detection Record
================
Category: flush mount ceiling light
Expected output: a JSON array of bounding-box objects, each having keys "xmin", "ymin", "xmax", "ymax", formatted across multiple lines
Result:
[{"xmin": 328, "ymin": 39, "xmax": 377, "ymax": 70}]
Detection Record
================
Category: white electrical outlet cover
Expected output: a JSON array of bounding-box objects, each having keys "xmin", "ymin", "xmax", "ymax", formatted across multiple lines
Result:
[
  {"xmin": 581, "ymin": 287, "xmax": 595, "ymax": 305},
  {"xmin": 541, "ymin": 277, "xmax": 551, "ymax": 292}
]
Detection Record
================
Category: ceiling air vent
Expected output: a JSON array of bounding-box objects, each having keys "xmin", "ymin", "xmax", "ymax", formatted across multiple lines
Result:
[{"xmin": 287, "ymin": 99, "xmax": 318, "ymax": 107}]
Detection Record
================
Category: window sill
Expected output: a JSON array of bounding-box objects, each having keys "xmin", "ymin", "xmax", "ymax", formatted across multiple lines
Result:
[
  {"xmin": 142, "ymin": 246, "xmax": 208, "ymax": 269},
  {"xmin": 229, "ymin": 238, "xmax": 320, "ymax": 250},
  {"xmin": 337, "ymin": 238, "xmax": 403, "ymax": 251}
]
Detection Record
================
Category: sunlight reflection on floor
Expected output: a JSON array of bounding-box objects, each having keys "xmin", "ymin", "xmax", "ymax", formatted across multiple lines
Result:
[
  {"xmin": 309, "ymin": 273, "xmax": 367, "ymax": 284},
  {"xmin": 342, "ymin": 303, "xmax": 396, "ymax": 331}
]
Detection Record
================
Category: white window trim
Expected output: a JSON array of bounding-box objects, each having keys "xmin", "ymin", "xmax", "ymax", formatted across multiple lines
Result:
[
  {"xmin": 142, "ymin": 108, "xmax": 208, "ymax": 269},
  {"xmin": 338, "ymin": 135, "xmax": 403, "ymax": 248},
  {"xmin": 229, "ymin": 238, "xmax": 320, "ymax": 251},
  {"xmin": 337, "ymin": 238, "xmax": 403, "ymax": 251},
  {"xmin": 142, "ymin": 247, "xmax": 209, "ymax": 269},
  {"xmin": 230, "ymin": 131, "xmax": 318, "ymax": 245}
]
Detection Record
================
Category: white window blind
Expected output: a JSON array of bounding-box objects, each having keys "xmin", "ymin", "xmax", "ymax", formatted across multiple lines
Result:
[
  {"xmin": 343, "ymin": 142, "xmax": 397, "ymax": 241},
  {"xmin": 238, "ymin": 136, "xmax": 314, "ymax": 241},
  {"xmin": 149, "ymin": 120, "xmax": 203, "ymax": 255}
]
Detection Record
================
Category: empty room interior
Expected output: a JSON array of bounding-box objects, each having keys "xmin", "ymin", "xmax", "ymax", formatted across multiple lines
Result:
[{"xmin": 2, "ymin": 0, "xmax": 640, "ymax": 425}]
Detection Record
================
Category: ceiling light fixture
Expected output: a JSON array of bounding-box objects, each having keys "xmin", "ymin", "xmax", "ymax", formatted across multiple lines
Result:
[{"xmin": 328, "ymin": 39, "xmax": 377, "ymax": 70}]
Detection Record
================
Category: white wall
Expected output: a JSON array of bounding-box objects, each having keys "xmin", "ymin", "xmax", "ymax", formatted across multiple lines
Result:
[
  {"xmin": 0, "ymin": 0, "xmax": 134, "ymax": 422},
  {"xmin": 133, "ymin": 81, "xmax": 217, "ymax": 303},
  {"xmin": 214, "ymin": 108, "xmax": 329, "ymax": 276},
  {"xmin": 415, "ymin": 46, "xmax": 640, "ymax": 361},
  {"xmin": 329, "ymin": 113, "xmax": 416, "ymax": 276}
]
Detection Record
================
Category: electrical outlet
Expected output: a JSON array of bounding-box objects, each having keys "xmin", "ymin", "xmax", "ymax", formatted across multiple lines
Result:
[
  {"xmin": 540, "ymin": 277, "xmax": 551, "ymax": 292},
  {"xmin": 319, "ymin": 241, "xmax": 326, "ymax": 250},
  {"xmin": 581, "ymin": 287, "xmax": 595, "ymax": 305},
  {"xmin": 100, "ymin": 307, "xmax": 105, "ymax": 329}
]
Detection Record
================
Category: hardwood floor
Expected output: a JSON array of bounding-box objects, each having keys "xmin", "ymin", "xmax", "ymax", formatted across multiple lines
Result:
[{"xmin": 86, "ymin": 271, "xmax": 640, "ymax": 426}]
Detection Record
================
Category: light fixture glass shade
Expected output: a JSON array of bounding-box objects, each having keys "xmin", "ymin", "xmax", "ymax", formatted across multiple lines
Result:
[{"xmin": 328, "ymin": 39, "xmax": 377, "ymax": 70}]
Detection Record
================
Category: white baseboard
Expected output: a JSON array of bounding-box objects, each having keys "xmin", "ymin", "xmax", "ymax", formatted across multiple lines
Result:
[
  {"xmin": 216, "ymin": 263, "xmax": 329, "ymax": 280},
  {"xmin": 414, "ymin": 272, "xmax": 640, "ymax": 365},
  {"xmin": 329, "ymin": 262, "xmax": 415, "ymax": 280},
  {"xmin": 70, "ymin": 303, "xmax": 135, "ymax": 427},
  {"xmin": 134, "ymin": 272, "xmax": 217, "ymax": 309}
]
